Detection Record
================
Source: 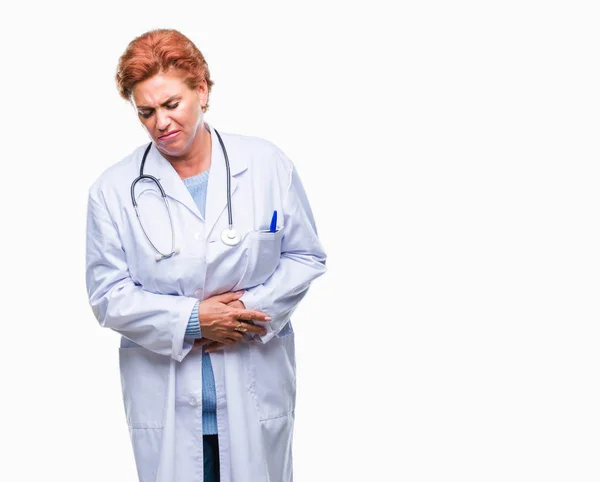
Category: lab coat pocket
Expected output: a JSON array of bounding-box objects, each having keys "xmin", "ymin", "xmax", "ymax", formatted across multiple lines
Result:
[
  {"xmin": 259, "ymin": 412, "xmax": 294, "ymax": 481},
  {"xmin": 234, "ymin": 228, "xmax": 284, "ymax": 290},
  {"xmin": 119, "ymin": 347, "xmax": 170, "ymax": 429},
  {"xmin": 249, "ymin": 331, "xmax": 296, "ymax": 421},
  {"xmin": 130, "ymin": 427, "xmax": 163, "ymax": 482}
]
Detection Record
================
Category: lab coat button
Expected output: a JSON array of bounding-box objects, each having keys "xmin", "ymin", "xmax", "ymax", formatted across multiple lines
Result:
[
  {"xmin": 194, "ymin": 288, "xmax": 204, "ymax": 298},
  {"xmin": 194, "ymin": 232, "xmax": 204, "ymax": 241},
  {"xmin": 189, "ymin": 396, "xmax": 198, "ymax": 407}
]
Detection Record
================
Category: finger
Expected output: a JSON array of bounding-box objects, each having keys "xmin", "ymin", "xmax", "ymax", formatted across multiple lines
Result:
[
  {"xmin": 235, "ymin": 310, "xmax": 272, "ymax": 322},
  {"xmin": 205, "ymin": 342, "xmax": 226, "ymax": 353},
  {"xmin": 214, "ymin": 290, "xmax": 245, "ymax": 304},
  {"xmin": 228, "ymin": 331, "xmax": 245, "ymax": 342},
  {"xmin": 238, "ymin": 323, "xmax": 268, "ymax": 336},
  {"xmin": 193, "ymin": 338, "xmax": 212, "ymax": 348}
]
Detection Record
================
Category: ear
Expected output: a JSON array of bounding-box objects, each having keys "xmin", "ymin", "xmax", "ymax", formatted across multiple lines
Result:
[{"xmin": 196, "ymin": 79, "xmax": 208, "ymax": 106}]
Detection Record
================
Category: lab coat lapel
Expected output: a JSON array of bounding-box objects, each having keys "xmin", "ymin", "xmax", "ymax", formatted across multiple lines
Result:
[
  {"xmin": 146, "ymin": 143, "xmax": 203, "ymax": 220},
  {"xmin": 204, "ymin": 123, "xmax": 247, "ymax": 239}
]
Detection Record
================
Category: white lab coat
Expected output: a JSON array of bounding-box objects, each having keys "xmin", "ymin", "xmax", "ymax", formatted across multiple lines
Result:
[{"xmin": 85, "ymin": 122, "xmax": 327, "ymax": 482}]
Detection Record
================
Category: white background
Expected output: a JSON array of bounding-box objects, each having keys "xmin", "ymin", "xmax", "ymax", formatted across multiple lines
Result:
[{"xmin": 1, "ymin": 1, "xmax": 599, "ymax": 480}]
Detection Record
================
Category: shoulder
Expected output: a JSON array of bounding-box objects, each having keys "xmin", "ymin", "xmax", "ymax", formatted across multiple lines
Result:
[
  {"xmin": 88, "ymin": 143, "xmax": 147, "ymax": 201},
  {"xmin": 219, "ymin": 130, "xmax": 294, "ymax": 178}
]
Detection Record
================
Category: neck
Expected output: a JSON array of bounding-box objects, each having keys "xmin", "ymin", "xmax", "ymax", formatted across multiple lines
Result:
[{"xmin": 160, "ymin": 123, "xmax": 212, "ymax": 179}]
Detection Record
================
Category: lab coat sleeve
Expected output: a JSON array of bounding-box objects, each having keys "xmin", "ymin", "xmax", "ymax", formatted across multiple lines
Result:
[
  {"xmin": 85, "ymin": 189, "xmax": 197, "ymax": 361},
  {"xmin": 239, "ymin": 159, "xmax": 327, "ymax": 343}
]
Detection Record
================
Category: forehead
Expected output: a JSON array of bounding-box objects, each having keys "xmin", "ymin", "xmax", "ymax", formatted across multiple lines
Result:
[{"xmin": 132, "ymin": 71, "xmax": 189, "ymax": 107}]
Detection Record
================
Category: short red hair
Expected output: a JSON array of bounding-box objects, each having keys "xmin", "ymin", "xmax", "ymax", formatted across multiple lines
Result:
[{"xmin": 115, "ymin": 29, "xmax": 214, "ymax": 112}]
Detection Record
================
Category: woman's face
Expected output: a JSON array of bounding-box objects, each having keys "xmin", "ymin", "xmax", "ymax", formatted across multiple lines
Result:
[{"xmin": 132, "ymin": 70, "xmax": 208, "ymax": 157}]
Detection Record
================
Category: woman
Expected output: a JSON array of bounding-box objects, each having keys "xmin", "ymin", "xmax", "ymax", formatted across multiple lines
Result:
[{"xmin": 85, "ymin": 29, "xmax": 327, "ymax": 482}]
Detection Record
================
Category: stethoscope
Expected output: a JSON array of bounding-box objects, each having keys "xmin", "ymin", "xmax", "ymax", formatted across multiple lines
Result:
[{"xmin": 130, "ymin": 128, "xmax": 241, "ymax": 262}]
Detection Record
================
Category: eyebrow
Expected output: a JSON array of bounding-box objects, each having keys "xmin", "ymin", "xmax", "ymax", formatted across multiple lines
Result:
[{"xmin": 136, "ymin": 95, "xmax": 181, "ymax": 110}]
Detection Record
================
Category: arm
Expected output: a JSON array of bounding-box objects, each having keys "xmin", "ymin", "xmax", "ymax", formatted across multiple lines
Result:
[
  {"xmin": 239, "ymin": 155, "xmax": 327, "ymax": 343},
  {"xmin": 85, "ymin": 189, "xmax": 198, "ymax": 361}
]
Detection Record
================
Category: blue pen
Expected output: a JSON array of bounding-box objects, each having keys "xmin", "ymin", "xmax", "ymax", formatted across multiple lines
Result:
[{"xmin": 269, "ymin": 210, "xmax": 277, "ymax": 232}]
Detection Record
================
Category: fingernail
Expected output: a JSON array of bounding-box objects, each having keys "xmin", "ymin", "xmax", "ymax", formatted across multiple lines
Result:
[{"xmin": 265, "ymin": 316, "xmax": 272, "ymax": 321}]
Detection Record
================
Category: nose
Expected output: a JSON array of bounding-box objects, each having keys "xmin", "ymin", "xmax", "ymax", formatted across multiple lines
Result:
[{"xmin": 156, "ymin": 108, "xmax": 171, "ymax": 132}]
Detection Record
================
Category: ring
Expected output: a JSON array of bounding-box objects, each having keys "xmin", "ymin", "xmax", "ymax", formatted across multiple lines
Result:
[{"xmin": 234, "ymin": 322, "xmax": 248, "ymax": 333}]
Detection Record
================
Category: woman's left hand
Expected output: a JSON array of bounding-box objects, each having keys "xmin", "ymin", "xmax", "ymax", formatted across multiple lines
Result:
[{"xmin": 195, "ymin": 299, "xmax": 247, "ymax": 353}]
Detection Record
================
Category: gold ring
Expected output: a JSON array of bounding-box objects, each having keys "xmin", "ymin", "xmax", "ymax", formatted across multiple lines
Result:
[{"xmin": 234, "ymin": 322, "xmax": 248, "ymax": 333}]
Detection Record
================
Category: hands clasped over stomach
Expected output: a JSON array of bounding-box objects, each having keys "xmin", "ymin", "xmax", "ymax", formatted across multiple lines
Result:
[{"xmin": 193, "ymin": 290, "xmax": 270, "ymax": 353}]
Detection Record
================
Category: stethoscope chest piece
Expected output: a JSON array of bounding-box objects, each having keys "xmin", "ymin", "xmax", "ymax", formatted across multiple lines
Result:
[{"xmin": 221, "ymin": 227, "xmax": 241, "ymax": 246}]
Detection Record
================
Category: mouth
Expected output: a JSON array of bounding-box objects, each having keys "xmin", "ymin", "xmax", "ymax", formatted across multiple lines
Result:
[{"xmin": 158, "ymin": 130, "xmax": 180, "ymax": 141}]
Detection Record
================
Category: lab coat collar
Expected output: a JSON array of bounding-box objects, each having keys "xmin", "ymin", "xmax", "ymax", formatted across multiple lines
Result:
[{"xmin": 144, "ymin": 122, "xmax": 248, "ymax": 236}]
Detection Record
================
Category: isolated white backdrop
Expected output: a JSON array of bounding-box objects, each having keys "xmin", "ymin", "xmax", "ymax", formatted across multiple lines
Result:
[{"xmin": 1, "ymin": 1, "xmax": 599, "ymax": 481}]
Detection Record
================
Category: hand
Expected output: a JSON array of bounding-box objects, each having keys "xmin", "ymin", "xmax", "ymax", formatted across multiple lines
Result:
[
  {"xmin": 194, "ymin": 300, "xmax": 250, "ymax": 353},
  {"xmin": 226, "ymin": 299, "xmax": 246, "ymax": 310},
  {"xmin": 193, "ymin": 291, "xmax": 269, "ymax": 351},
  {"xmin": 194, "ymin": 338, "xmax": 226, "ymax": 352}
]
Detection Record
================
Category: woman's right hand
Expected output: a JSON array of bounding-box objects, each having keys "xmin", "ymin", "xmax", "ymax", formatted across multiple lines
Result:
[{"xmin": 194, "ymin": 290, "xmax": 270, "ymax": 347}]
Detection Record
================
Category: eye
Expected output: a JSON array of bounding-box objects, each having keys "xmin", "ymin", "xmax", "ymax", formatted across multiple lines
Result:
[
  {"xmin": 139, "ymin": 111, "xmax": 153, "ymax": 119},
  {"xmin": 167, "ymin": 103, "xmax": 179, "ymax": 110}
]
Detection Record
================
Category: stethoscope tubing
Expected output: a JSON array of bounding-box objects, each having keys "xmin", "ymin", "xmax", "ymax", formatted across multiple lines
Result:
[
  {"xmin": 130, "ymin": 128, "xmax": 234, "ymax": 260},
  {"xmin": 213, "ymin": 128, "xmax": 233, "ymax": 230}
]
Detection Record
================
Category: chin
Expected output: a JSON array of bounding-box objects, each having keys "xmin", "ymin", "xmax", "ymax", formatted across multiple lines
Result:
[
  {"xmin": 156, "ymin": 132, "xmax": 180, "ymax": 144},
  {"xmin": 157, "ymin": 137, "xmax": 190, "ymax": 156},
  {"xmin": 160, "ymin": 145, "xmax": 183, "ymax": 156}
]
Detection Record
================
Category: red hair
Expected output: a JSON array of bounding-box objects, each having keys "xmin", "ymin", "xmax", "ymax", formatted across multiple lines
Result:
[{"xmin": 115, "ymin": 29, "xmax": 214, "ymax": 112}]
